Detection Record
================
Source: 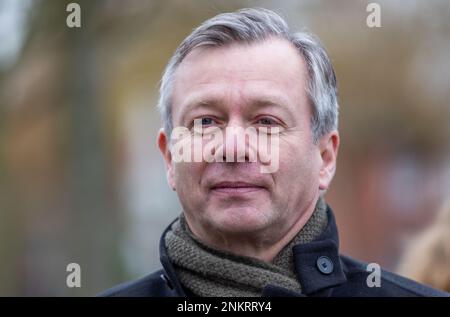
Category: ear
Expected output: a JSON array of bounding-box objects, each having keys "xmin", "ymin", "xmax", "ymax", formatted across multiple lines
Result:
[
  {"xmin": 318, "ymin": 131, "xmax": 339, "ymax": 191},
  {"xmin": 157, "ymin": 128, "xmax": 176, "ymax": 191}
]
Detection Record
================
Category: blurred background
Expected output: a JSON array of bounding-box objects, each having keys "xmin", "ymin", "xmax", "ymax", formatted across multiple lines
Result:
[{"xmin": 1, "ymin": 0, "xmax": 449, "ymax": 296}]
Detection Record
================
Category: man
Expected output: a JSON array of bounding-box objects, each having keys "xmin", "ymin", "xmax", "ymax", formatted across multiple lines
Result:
[{"xmin": 101, "ymin": 8, "xmax": 448, "ymax": 297}]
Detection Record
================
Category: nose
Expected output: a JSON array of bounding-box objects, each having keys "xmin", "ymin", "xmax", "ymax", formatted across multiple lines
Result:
[
  {"xmin": 223, "ymin": 124, "xmax": 244, "ymax": 162},
  {"xmin": 219, "ymin": 121, "xmax": 257, "ymax": 163}
]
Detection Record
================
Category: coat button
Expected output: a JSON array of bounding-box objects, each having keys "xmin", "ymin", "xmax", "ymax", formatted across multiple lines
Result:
[
  {"xmin": 160, "ymin": 274, "xmax": 174, "ymax": 290},
  {"xmin": 317, "ymin": 256, "xmax": 334, "ymax": 275}
]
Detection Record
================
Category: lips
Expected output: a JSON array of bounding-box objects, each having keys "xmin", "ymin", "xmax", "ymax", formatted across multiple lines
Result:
[{"xmin": 210, "ymin": 181, "xmax": 265, "ymax": 194}]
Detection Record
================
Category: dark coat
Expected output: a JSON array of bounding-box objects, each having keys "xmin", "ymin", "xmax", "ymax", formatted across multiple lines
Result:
[{"xmin": 100, "ymin": 205, "xmax": 449, "ymax": 297}]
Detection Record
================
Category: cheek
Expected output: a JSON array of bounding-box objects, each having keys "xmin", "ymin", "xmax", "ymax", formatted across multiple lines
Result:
[
  {"xmin": 277, "ymin": 141, "xmax": 319, "ymax": 185},
  {"xmin": 173, "ymin": 162, "xmax": 204, "ymax": 191}
]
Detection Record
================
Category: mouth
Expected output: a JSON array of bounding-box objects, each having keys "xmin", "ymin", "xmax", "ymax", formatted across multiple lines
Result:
[{"xmin": 210, "ymin": 181, "xmax": 266, "ymax": 195}]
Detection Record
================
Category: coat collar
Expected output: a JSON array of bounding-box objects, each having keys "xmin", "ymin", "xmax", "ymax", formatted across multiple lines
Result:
[
  {"xmin": 159, "ymin": 217, "xmax": 187, "ymax": 296},
  {"xmin": 291, "ymin": 205, "xmax": 347, "ymax": 295},
  {"xmin": 159, "ymin": 204, "xmax": 346, "ymax": 297}
]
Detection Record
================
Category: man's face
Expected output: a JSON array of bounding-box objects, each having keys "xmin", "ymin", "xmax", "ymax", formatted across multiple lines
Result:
[{"xmin": 158, "ymin": 37, "xmax": 338, "ymax": 243}]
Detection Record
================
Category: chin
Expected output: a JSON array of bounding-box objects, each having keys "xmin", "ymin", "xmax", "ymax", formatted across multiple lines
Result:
[{"xmin": 207, "ymin": 206, "xmax": 273, "ymax": 234}]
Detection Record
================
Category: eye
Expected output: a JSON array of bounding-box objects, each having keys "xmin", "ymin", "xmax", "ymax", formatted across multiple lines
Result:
[
  {"xmin": 201, "ymin": 117, "xmax": 215, "ymax": 126},
  {"xmin": 190, "ymin": 117, "xmax": 218, "ymax": 130},
  {"xmin": 256, "ymin": 117, "xmax": 277, "ymax": 126}
]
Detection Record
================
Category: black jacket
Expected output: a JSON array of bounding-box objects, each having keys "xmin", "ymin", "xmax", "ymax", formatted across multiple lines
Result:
[{"xmin": 100, "ymin": 206, "xmax": 449, "ymax": 297}]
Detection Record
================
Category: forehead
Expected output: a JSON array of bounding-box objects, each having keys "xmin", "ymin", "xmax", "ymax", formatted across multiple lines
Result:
[{"xmin": 171, "ymin": 37, "xmax": 310, "ymax": 115}]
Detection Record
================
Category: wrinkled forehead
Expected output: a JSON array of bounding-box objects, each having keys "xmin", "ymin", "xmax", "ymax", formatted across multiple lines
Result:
[{"xmin": 171, "ymin": 37, "xmax": 310, "ymax": 114}]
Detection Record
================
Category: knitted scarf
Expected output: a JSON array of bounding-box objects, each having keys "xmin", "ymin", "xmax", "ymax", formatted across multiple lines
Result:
[{"xmin": 165, "ymin": 197, "xmax": 328, "ymax": 297}]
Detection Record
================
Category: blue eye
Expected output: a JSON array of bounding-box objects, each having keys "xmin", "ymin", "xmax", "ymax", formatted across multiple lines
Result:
[{"xmin": 201, "ymin": 117, "xmax": 214, "ymax": 125}]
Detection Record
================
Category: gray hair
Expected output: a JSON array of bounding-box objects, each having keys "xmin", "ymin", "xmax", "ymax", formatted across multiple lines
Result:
[{"xmin": 157, "ymin": 7, "xmax": 338, "ymax": 143}]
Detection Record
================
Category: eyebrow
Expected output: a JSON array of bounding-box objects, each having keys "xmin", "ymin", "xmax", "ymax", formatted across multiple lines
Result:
[
  {"xmin": 178, "ymin": 99, "xmax": 220, "ymax": 124},
  {"xmin": 251, "ymin": 98, "xmax": 292, "ymax": 111},
  {"xmin": 179, "ymin": 94, "xmax": 295, "ymax": 123}
]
